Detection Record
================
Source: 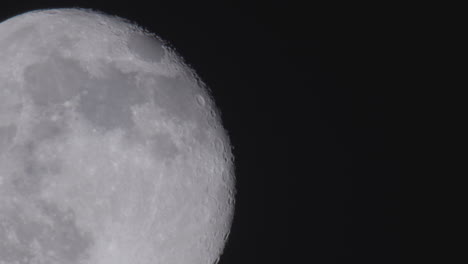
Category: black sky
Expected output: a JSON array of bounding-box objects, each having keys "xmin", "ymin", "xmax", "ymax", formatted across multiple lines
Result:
[{"xmin": 1, "ymin": 1, "xmax": 402, "ymax": 263}]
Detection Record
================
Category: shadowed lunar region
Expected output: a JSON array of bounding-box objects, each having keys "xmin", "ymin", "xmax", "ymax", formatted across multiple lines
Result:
[{"xmin": 0, "ymin": 8, "xmax": 235, "ymax": 264}]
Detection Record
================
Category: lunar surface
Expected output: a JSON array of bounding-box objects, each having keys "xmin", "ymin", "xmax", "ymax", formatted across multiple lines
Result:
[{"xmin": 0, "ymin": 8, "xmax": 234, "ymax": 264}]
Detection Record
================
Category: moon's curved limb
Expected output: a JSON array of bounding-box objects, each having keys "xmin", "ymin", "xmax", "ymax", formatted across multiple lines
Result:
[{"xmin": 0, "ymin": 8, "xmax": 234, "ymax": 264}]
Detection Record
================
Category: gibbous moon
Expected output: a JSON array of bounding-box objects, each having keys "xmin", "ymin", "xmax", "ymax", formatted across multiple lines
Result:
[{"xmin": 0, "ymin": 8, "xmax": 234, "ymax": 264}]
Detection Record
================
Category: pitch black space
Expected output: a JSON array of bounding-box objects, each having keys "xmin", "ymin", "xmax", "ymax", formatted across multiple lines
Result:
[{"xmin": 1, "ymin": 1, "xmax": 402, "ymax": 263}]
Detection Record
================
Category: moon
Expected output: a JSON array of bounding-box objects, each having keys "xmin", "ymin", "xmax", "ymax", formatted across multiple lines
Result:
[{"xmin": 0, "ymin": 8, "xmax": 235, "ymax": 264}]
